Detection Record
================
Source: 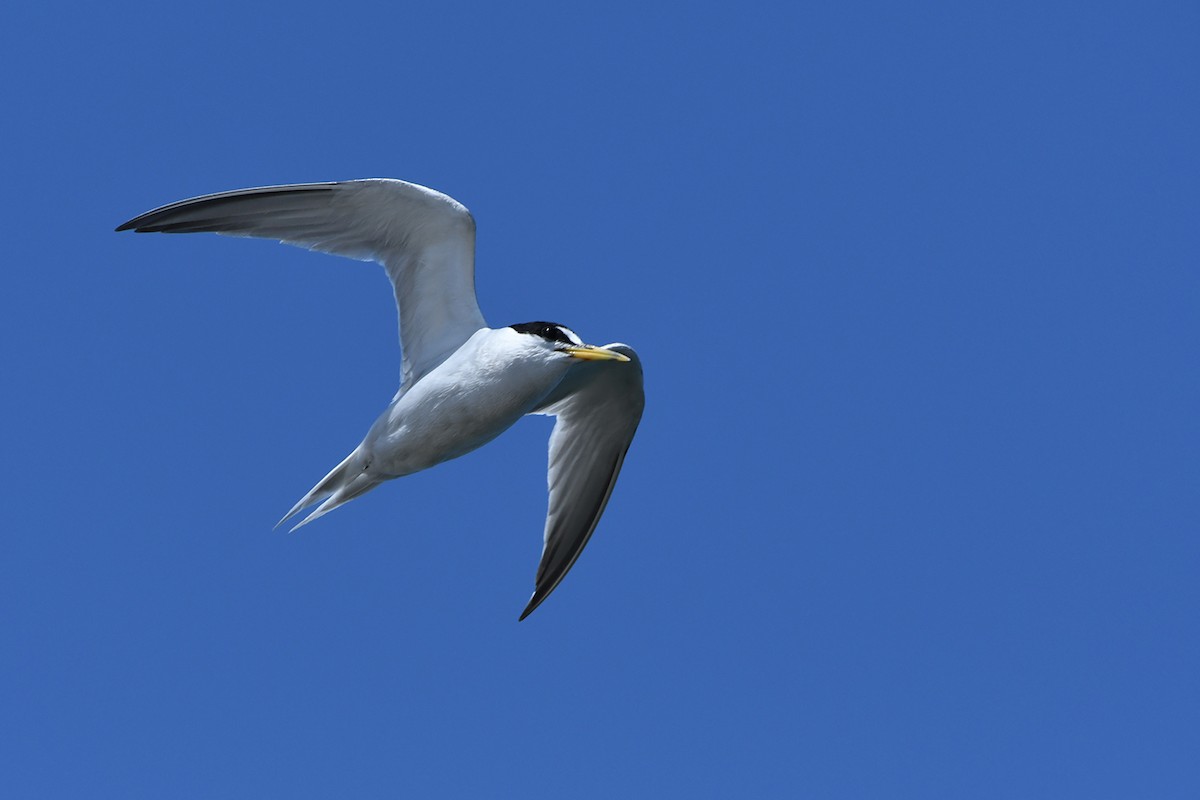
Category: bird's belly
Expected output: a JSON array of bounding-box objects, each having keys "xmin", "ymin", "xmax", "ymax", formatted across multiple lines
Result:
[
  {"xmin": 363, "ymin": 360, "xmax": 565, "ymax": 477},
  {"xmin": 380, "ymin": 403, "xmax": 521, "ymax": 474}
]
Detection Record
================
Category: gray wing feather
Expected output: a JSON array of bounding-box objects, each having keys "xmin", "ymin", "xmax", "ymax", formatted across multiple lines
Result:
[
  {"xmin": 116, "ymin": 179, "xmax": 487, "ymax": 386},
  {"xmin": 519, "ymin": 344, "xmax": 644, "ymax": 620}
]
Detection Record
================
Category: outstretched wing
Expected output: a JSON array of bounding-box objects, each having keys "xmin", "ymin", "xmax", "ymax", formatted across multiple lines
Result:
[
  {"xmin": 116, "ymin": 179, "xmax": 487, "ymax": 386},
  {"xmin": 520, "ymin": 344, "xmax": 644, "ymax": 620}
]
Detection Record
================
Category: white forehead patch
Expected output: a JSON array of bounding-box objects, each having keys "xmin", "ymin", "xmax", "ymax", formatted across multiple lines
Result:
[{"xmin": 557, "ymin": 326, "xmax": 584, "ymax": 346}]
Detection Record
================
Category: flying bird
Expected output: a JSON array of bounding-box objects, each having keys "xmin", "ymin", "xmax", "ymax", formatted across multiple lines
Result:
[{"xmin": 116, "ymin": 179, "xmax": 644, "ymax": 619}]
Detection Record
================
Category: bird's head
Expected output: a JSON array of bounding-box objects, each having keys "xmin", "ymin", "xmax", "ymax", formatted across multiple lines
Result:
[{"xmin": 508, "ymin": 321, "xmax": 631, "ymax": 363}]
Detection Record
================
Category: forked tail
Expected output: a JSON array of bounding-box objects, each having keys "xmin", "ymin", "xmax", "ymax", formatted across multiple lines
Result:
[{"xmin": 276, "ymin": 446, "xmax": 382, "ymax": 532}]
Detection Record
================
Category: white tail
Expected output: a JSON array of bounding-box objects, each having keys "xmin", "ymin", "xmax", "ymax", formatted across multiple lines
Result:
[{"xmin": 276, "ymin": 446, "xmax": 382, "ymax": 532}]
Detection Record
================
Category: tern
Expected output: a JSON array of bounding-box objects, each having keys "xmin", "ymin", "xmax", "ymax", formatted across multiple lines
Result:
[{"xmin": 116, "ymin": 179, "xmax": 644, "ymax": 620}]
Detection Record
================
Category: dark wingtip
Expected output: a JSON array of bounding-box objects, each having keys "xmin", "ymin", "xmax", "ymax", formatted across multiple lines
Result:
[
  {"xmin": 518, "ymin": 589, "xmax": 552, "ymax": 621},
  {"xmin": 113, "ymin": 183, "xmax": 339, "ymax": 237},
  {"xmin": 114, "ymin": 220, "xmax": 136, "ymax": 232}
]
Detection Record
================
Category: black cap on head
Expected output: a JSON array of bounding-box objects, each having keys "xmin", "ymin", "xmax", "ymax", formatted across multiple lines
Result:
[{"xmin": 509, "ymin": 321, "xmax": 581, "ymax": 346}]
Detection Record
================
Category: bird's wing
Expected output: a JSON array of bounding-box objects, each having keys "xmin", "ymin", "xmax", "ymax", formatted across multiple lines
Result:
[
  {"xmin": 116, "ymin": 179, "xmax": 486, "ymax": 386},
  {"xmin": 520, "ymin": 344, "xmax": 645, "ymax": 620}
]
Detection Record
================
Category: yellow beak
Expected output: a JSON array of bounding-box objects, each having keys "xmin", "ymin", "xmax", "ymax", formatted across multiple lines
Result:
[{"xmin": 564, "ymin": 345, "xmax": 631, "ymax": 362}]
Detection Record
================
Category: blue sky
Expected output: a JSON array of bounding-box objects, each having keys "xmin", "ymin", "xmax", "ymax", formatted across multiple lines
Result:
[{"xmin": 2, "ymin": 1, "xmax": 1197, "ymax": 797}]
